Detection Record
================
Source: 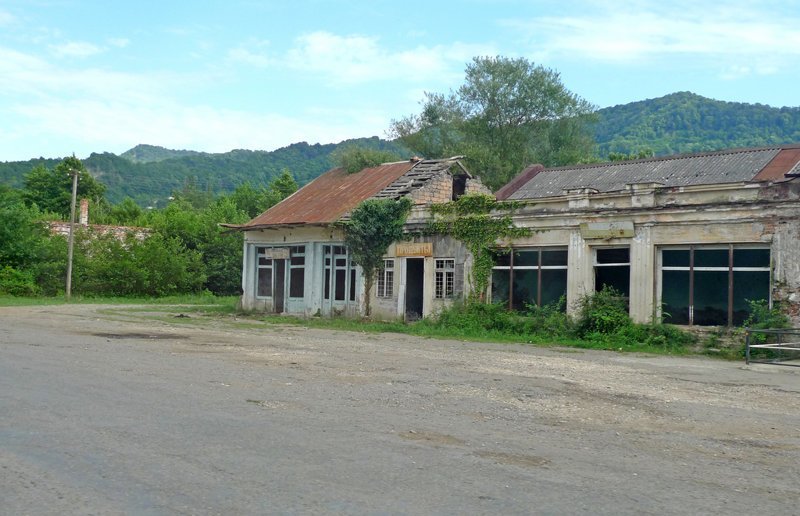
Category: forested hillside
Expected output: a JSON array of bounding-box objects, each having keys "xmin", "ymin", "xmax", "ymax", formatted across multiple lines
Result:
[
  {"xmin": 3, "ymin": 92, "xmax": 800, "ymax": 203},
  {"xmin": 595, "ymin": 92, "xmax": 800, "ymax": 157},
  {"xmin": 0, "ymin": 137, "xmax": 407, "ymax": 205}
]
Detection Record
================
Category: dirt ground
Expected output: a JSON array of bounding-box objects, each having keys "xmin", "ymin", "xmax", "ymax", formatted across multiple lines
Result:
[{"xmin": 2, "ymin": 303, "xmax": 799, "ymax": 514}]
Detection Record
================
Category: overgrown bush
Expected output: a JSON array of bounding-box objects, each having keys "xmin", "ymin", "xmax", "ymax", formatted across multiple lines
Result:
[
  {"xmin": 576, "ymin": 286, "xmax": 630, "ymax": 336},
  {"xmin": 0, "ymin": 266, "xmax": 40, "ymax": 296}
]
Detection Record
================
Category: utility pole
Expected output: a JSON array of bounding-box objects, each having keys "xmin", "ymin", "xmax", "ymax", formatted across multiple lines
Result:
[{"xmin": 66, "ymin": 168, "xmax": 79, "ymax": 300}]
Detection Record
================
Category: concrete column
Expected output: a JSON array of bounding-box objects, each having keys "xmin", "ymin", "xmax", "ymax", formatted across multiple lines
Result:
[
  {"xmin": 629, "ymin": 225, "xmax": 654, "ymax": 324},
  {"xmin": 566, "ymin": 230, "xmax": 592, "ymax": 317}
]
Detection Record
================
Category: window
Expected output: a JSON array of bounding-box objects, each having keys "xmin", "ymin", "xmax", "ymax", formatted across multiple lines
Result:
[
  {"xmin": 435, "ymin": 259, "xmax": 455, "ymax": 299},
  {"xmin": 491, "ymin": 248, "xmax": 567, "ymax": 310},
  {"xmin": 594, "ymin": 247, "xmax": 630, "ymax": 298},
  {"xmin": 377, "ymin": 259, "xmax": 394, "ymax": 298},
  {"xmin": 323, "ymin": 245, "xmax": 355, "ymax": 302},
  {"xmin": 661, "ymin": 246, "xmax": 770, "ymax": 326},
  {"xmin": 256, "ymin": 248, "xmax": 273, "ymax": 298},
  {"xmin": 288, "ymin": 245, "xmax": 305, "ymax": 299}
]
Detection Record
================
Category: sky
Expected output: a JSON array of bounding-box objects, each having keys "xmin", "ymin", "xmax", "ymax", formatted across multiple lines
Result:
[{"xmin": 1, "ymin": 0, "xmax": 799, "ymax": 162}]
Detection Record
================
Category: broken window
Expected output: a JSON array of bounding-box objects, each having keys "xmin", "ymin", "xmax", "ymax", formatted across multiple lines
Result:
[
  {"xmin": 323, "ymin": 245, "xmax": 354, "ymax": 302},
  {"xmin": 661, "ymin": 246, "xmax": 770, "ymax": 326},
  {"xmin": 377, "ymin": 259, "xmax": 394, "ymax": 298},
  {"xmin": 491, "ymin": 248, "xmax": 567, "ymax": 310},
  {"xmin": 435, "ymin": 259, "xmax": 455, "ymax": 299}
]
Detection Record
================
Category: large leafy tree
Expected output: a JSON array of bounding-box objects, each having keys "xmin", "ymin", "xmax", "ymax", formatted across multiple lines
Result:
[
  {"xmin": 343, "ymin": 198, "xmax": 413, "ymax": 317},
  {"xmin": 22, "ymin": 156, "xmax": 107, "ymax": 219},
  {"xmin": 391, "ymin": 56, "xmax": 596, "ymax": 189}
]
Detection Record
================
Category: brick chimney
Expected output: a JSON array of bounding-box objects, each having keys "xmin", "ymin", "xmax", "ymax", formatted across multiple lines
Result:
[{"xmin": 79, "ymin": 198, "xmax": 89, "ymax": 226}]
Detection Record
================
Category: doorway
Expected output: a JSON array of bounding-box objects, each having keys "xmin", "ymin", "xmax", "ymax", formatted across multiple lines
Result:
[
  {"xmin": 405, "ymin": 258, "xmax": 424, "ymax": 320},
  {"xmin": 273, "ymin": 259, "xmax": 286, "ymax": 313}
]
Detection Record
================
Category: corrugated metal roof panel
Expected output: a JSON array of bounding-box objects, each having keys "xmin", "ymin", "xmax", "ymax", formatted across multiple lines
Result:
[
  {"xmin": 242, "ymin": 161, "xmax": 414, "ymax": 228},
  {"xmin": 505, "ymin": 147, "xmax": 787, "ymax": 200}
]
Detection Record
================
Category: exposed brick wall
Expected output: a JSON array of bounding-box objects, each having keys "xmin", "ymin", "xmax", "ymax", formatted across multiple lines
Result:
[{"xmin": 409, "ymin": 172, "xmax": 453, "ymax": 205}]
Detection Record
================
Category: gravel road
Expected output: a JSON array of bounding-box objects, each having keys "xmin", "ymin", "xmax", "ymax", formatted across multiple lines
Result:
[{"xmin": 1, "ymin": 304, "xmax": 799, "ymax": 515}]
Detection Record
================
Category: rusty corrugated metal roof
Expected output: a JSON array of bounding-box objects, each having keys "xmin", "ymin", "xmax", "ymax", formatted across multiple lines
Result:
[
  {"xmin": 502, "ymin": 144, "xmax": 800, "ymax": 201},
  {"xmin": 240, "ymin": 161, "xmax": 416, "ymax": 229}
]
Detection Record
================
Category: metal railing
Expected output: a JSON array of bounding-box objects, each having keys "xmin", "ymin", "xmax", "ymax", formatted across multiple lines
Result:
[{"xmin": 745, "ymin": 328, "xmax": 800, "ymax": 367}]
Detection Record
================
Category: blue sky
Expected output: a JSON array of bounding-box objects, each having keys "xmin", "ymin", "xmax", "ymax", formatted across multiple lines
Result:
[{"xmin": 1, "ymin": 0, "xmax": 799, "ymax": 161}]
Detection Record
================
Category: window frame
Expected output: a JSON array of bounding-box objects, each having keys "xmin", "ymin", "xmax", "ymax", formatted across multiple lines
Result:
[
  {"xmin": 659, "ymin": 244, "xmax": 771, "ymax": 326},
  {"xmin": 377, "ymin": 259, "xmax": 394, "ymax": 298},
  {"xmin": 491, "ymin": 247, "xmax": 568, "ymax": 310},
  {"xmin": 435, "ymin": 258, "xmax": 456, "ymax": 299}
]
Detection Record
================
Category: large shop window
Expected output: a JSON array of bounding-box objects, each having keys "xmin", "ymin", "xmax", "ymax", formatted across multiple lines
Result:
[
  {"xmin": 661, "ymin": 246, "xmax": 770, "ymax": 326},
  {"xmin": 594, "ymin": 247, "xmax": 630, "ymax": 298},
  {"xmin": 491, "ymin": 248, "xmax": 568, "ymax": 311},
  {"xmin": 256, "ymin": 249, "xmax": 273, "ymax": 298}
]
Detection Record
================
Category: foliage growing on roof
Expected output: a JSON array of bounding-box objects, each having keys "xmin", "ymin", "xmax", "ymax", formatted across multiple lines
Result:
[
  {"xmin": 342, "ymin": 197, "xmax": 413, "ymax": 317},
  {"xmin": 332, "ymin": 145, "xmax": 403, "ymax": 174},
  {"xmin": 427, "ymin": 194, "xmax": 529, "ymax": 301}
]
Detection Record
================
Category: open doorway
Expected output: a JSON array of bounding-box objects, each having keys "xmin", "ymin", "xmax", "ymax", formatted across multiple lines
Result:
[{"xmin": 405, "ymin": 258, "xmax": 424, "ymax": 320}]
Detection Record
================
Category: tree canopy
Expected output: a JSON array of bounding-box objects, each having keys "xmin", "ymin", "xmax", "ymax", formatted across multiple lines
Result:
[
  {"xmin": 342, "ymin": 198, "xmax": 413, "ymax": 316},
  {"xmin": 22, "ymin": 156, "xmax": 106, "ymax": 219},
  {"xmin": 391, "ymin": 56, "xmax": 596, "ymax": 189}
]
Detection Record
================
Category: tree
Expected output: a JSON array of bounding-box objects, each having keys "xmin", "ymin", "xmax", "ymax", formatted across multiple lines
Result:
[
  {"xmin": 342, "ymin": 198, "xmax": 413, "ymax": 316},
  {"xmin": 22, "ymin": 156, "xmax": 107, "ymax": 219},
  {"xmin": 391, "ymin": 56, "xmax": 596, "ymax": 189}
]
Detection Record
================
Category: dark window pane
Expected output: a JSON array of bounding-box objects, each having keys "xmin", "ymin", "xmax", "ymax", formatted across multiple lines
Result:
[
  {"xmin": 257, "ymin": 268, "xmax": 272, "ymax": 297},
  {"xmin": 541, "ymin": 250, "xmax": 568, "ymax": 266},
  {"xmin": 596, "ymin": 266, "xmax": 630, "ymax": 297},
  {"xmin": 514, "ymin": 250, "xmax": 539, "ymax": 267},
  {"xmin": 597, "ymin": 248, "xmax": 629, "ymax": 264},
  {"xmin": 662, "ymin": 249, "xmax": 689, "ymax": 267},
  {"xmin": 512, "ymin": 269, "xmax": 538, "ymax": 311},
  {"xmin": 324, "ymin": 269, "xmax": 330, "ymax": 300},
  {"xmin": 335, "ymin": 258, "xmax": 347, "ymax": 267},
  {"xmin": 491, "ymin": 269, "xmax": 510, "ymax": 306},
  {"xmin": 732, "ymin": 271, "xmax": 770, "ymax": 325},
  {"xmin": 258, "ymin": 256, "xmax": 272, "ymax": 266},
  {"xmin": 335, "ymin": 269, "xmax": 346, "ymax": 300},
  {"xmin": 349, "ymin": 269, "xmax": 356, "ymax": 301},
  {"xmin": 693, "ymin": 271, "xmax": 729, "ymax": 325},
  {"xmin": 494, "ymin": 250, "xmax": 511, "ymax": 267},
  {"xmin": 733, "ymin": 249, "xmax": 770, "ymax": 268},
  {"xmin": 694, "ymin": 249, "xmax": 729, "ymax": 268},
  {"xmin": 292, "ymin": 245, "xmax": 305, "ymax": 254},
  {"xmin": 289, "ymin": 268, "xmax": 304, "ymax": 298},
  {"xmin": 540, "ymin": 269, "xmax": 567, "ymax": 308},
  {"xmin": 662, "ymin": 270, "xmax": 689, "ymax": 324},
  {"xmin": 291, "ymin": 255, "xmax": 305, "ymax": 266}
]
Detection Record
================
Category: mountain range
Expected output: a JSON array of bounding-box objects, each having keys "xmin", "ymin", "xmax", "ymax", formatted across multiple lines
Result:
[{"xmin": 2, "ymin": 92, "xmax": 799, "ymax": 205}]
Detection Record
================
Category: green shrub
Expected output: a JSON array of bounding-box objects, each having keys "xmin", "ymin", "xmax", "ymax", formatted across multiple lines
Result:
[
  {"xmin": 0, "ymin": 266, "xmax": 40, "ymax": 296},
  {"xmin": 576, "ymin": 286, "xmax": 631, "ymax": 336}
]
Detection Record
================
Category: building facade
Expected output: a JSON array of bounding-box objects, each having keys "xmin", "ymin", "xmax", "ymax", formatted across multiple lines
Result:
[
  {"xmin": 493, "ymin": 145, "xmax": 800, "ymax": 326},
  {"xmin": 233, "ymin": 157, "xmax": 489, "ymax": 319}
]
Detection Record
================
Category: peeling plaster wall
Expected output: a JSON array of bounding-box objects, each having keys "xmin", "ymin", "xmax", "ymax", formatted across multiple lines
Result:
[{"xmin": 505, "ymin": 179, "xmax": 800, "ymax": 325}]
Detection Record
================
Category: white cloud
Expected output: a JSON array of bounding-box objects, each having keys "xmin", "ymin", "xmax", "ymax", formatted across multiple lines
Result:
[
  {"xmin": 506, "ymin": 0, "xmax": 800, "ymax": 68},
  {"xmin": 0, "ymin": 9, "xmax": 16, "ymax": 26},
  {"xmin": 228, "ymin": 39, "xmax": 272, "ymax": 68},
  {"xmin": 49, "ymin": 41, "xmax": 104, "ymax": 58},
  {"xmin": 285, "ymin": 31, "xmax": 493, "ymax": 85},
  {"xmin": 108, "ymin": 38, "xmax": 130, "ymax": 48}
]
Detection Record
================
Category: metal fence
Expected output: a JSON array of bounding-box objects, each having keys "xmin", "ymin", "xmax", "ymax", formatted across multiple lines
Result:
[{"xmin": 744, "ymin": 328, "xmax": 800, "ymax": 367}]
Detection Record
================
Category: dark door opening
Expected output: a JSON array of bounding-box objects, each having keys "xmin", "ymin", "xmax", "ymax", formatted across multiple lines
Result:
[
  {"xmin": 274, "ymin": 259, "xmax": 286, "ymax": 313},
  {"xmin": 405, "ymin": 258, "xmax": 424, "ymax": 320}
]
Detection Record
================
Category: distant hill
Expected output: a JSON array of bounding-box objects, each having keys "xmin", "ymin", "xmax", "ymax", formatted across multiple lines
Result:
[
  {"xmin": 3, "ymin": 92, "xmax": 800, "ymax": 204},
  {"xmin": 0, "ymin": 137, "xmax": 408, "ymax": 206},
  {"xmin": 119, "ymin": 144, "xmax": 204, "ymax": 163},
  {"xmin": 594, "ymin": 92, "xmax": 800, "ymax": 157}
]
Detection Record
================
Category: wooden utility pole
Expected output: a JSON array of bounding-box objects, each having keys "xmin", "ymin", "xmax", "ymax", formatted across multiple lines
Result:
[{"xmin": 65, "ymin": 169, "xmax": 79, "ymax": 300}]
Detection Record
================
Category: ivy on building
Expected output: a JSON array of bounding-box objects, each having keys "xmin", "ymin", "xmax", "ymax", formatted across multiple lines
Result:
[{"xmin": 426, "ymin": 194, "xmax": 530, "ymax": 300}]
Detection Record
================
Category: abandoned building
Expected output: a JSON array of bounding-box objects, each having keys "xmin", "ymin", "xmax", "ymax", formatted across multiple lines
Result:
[
  {"xmin": 494, "ymin": 144, "xmax": 800, "ymax": 326},
  {"xmin": 232, "ymin": 157, "xmax": 490, "ymax": 319}
]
